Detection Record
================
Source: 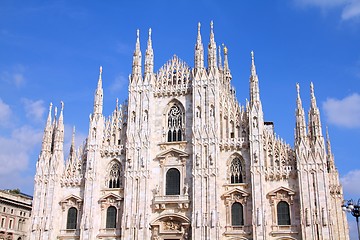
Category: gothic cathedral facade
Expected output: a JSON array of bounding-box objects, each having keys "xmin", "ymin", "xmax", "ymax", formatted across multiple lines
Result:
[{"xmin": 30, "ymin": 22, "xmax": 349, "ymax": 240}]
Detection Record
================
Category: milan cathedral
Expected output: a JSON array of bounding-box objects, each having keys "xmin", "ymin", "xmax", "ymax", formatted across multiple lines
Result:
[{"xmin": 30, "ymin": 22, "xmax": 349, "ymax": 240}]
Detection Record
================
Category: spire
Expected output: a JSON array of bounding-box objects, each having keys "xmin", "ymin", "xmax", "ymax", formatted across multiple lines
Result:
[
  {"xmin": 326, "ymin": 127, "xmax": 332, "ymax": 157},
  {"xmin": 194, "ymin": 22, "xmax": 204, "ymax": 70},
  {"xmin": 326, "ymin": 127, "xmax": 336, "ymax": 171},
  {"xmin": 132, "ymin": 29, "xmax": 142, "ymax": 78},
  {"xmin": 145, "ymin": 28, "xmax": 154, "ymax": 74},
  {"xmin": 310, "ymin": 82, "xmax": 317, "ymax": 109},
  {"xmin": 46, "ymin": 102, "xmax": 52, "ymax": 128},
  {"xmin": 93, "ymin": 66, "xmax": 104, "ymax": 117},
  {"xmin": 41, "ymin": 102, "xmax": 53, "ymax": 154},
  {"xmin": 308, "ymin": 82, "xmax": 323, "ymax": 140},
  {"xmin": 69, "ymin": 126, "xmax": 75, "ymax": 157},
  {"xmin": 54, "ymin": 101, "xmax": 64, "ymax": 152},
  {"xmin": 295, "ymin": 83, "xmax": 307, "ymax": 142},
  {"xmin": 249, "ymin": 51, "xmax": 261, "ymax": 107},
  {"xmin": 251, "ymin": 50, "xmax": 256, "ymax": 76},
  {"xmin": 58, "ymin": 101, "xmax": 64, "ymax": 126},
  {"xmin": 223, "ymin": 44, "xmax": 232, "ymax": 81},
  {"xmin": 218, "ymin": 45, "xmax": 223, "ymax": 71},
  {"xmin": 207, "ymin": 21, "xmax": 217, "ymax": 70}
]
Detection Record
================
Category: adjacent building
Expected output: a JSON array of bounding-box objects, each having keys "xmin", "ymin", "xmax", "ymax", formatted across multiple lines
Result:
[
  {"xmin": 0, "ymin": 189, "xmax": 32, "ymax": 240},
  {"xmin": 30, "ymin": 22, "xmax": 349, "ymax": 239}
]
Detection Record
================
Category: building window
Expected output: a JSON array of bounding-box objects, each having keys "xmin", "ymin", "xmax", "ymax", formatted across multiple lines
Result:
[
  {"xmin": 9, "ymin": 219, "xmax": 13, "ymax": 229},
  {"xmin": 106, "ymin": 206, "xmax": 117, "ymax": 228},
  {"xmin": 1, "ymin": 217, "xmax": 5, "ymax": 228},
  {"xmin": 231, "ymin": 202, "xmax": 244, "ymax": 226},
  {"xmin": 166, "ymin": 168, "xmax": 180, "ymax": 195},
  {"xmin": 108, "ymin": 161, "xmax": 121, "ymax": 188},
  {"xmin": 66, "ymin": 207, "xmax": 78, "ymax": 229},
  {"xmin": 230, "ymin": 158, "xmax": 243, "ymax": 183},
  {"xmin": 167, "ymin": 104, "xmax": 183, "ymax": 142},
  {"xmin": 277, "ymin": 201, "xmax": 290, "ymax": 225}
]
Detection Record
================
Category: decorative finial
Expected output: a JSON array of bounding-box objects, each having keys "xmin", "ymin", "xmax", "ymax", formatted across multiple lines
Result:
[
  {"xmin": 198, "ymin": 22, "xmax": 201, "ymax": 30},
  {"xmin": 296, "ymin": 83, "xmax": 300, "ymax": 95},
  {"xmin": 326, "ymin": 126, "xmax": 329, "ymax": 139},
  {"xmin": 149, "ymin": 28, "xmax": 152, "ymax": 37},
  {"xmin": 61, "ymin": 101, "xmax": 64, "ymax": 111},
  {"xmin": 222, "ymin": 43, "xmax": 228, "ymax": 55},
  {"xmin": 49, "ymin": 102, "xmax": 53, "ymax": 111},
  {"xmin": 54, "ymin": 106, "xmax": 58, "ymax": 117},
  {"xmin": 310, "ymin": 82, "xmax": 315, "ymax": 98},
  {"xmin": 137, "ymin": 29, "xmax": 139, "ymax": 38},
  {"xmin": 251, "ymin": 51, "xmax": 254, "ymax": 61},
  {"xmin": 210, "ymin": 20, "xmax": 213, "ymax": 31},
  {"xmin": 100, "ymin": 66, "xmax": 103, "ymax": 74}
]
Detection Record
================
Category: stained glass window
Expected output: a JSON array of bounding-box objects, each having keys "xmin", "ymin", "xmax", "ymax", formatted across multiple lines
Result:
[
  {"xmin": 230, "ymin": 158, "xmax": 243, "ymax": 183},
  {"xmin": 167, "ymin": 104, "xmax": 183, "ymax": 142}
]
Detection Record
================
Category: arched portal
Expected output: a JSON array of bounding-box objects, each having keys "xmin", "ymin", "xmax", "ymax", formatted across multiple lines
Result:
[{"xmin": 150, "ymin": 214, "xmax": 191, "ymax": 240}]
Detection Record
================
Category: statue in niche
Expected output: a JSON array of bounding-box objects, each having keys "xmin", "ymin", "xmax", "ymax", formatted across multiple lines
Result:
[
  {"xmin": 154, "ymin": 185, "xmax": 160, "ymax": 195},
  {"xmin": 164, "ymin": 220, "xmax": 181, "ymax": 231},
  {"xmin": 183, "ymin": 183, "xmax": 189, "ymax": 195}
]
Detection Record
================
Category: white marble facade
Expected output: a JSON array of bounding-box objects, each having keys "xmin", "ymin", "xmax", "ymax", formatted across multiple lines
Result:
[{"xmin": 30, "ymin": 22, "xmax": 349, "ymax": 240}]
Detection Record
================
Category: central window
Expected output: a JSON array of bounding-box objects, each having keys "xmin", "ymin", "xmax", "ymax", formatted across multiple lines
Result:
[
  {"xmin": 231, "ymin": 202, "xmax": 244, "ymax": 226},
  {"xmin": 106, "ymin": 206, "xmax": 117, "ymax": 228},
  {"xmin": 230, "ymin": 158, "xmax": 243, "ymax": 183},
  {"xmin": 166, "ymin": 168, "xmax": 180, "ymax": 195},
  {"xmin": 277, "ymin": 201, "xmax": 291, "ymax": 225},
  {"xmin": 108, "ymin": 161, "xmax": 121, "ymax": 188},
  {"xmin": 66, "ymin": 207, "xmax": 78, "ymax": 229},
  {"xmin": 167, "ymin": 104, "xmax": 183, "ymax": 142}
]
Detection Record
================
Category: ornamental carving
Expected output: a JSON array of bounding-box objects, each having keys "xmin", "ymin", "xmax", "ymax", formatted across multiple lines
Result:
[{"xmin": 163, "ymin": 220, "xmax": 181, "ymax": 231}]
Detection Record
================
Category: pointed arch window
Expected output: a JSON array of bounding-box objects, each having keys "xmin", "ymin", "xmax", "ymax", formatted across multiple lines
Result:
[
  {"xmin": 167, "ymin": 104, "xmax": 183, "ymax": 142},
  {"xmin": 106, "ymin": 206, "xmax": 117, "ymax": 228},
  {"xmin": 66, "ymin": 207, "xmax": 77, "ymax": 229},
  {"xmin": 166, "ymin": 168, "xmax": 180, "ymax": 195},
  {"xmin": 230, "ymin": 158, "xmax": 243, "ymax": 183},
  {"xmin": 108, "ymin": 162, "xmax": 121, "ymax": 188},
  {"xmin": 277, "ymin": 201, "xmax": 290, "ymax": 225},
  {"xmin": 231, "ymin": 202, "xmax": 244, "ymax": 226}
]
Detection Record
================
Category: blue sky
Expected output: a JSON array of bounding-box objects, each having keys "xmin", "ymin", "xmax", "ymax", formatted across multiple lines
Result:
[{"xmin": 1, "ymin": 0, "xmax": 360, "ymax": 237}]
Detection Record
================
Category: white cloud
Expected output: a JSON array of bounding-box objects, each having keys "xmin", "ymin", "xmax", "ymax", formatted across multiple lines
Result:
[
  {"xmin": 0, "ymin": 125, "xmax": 42, "ymax": 175},
  {"xmin": 0, "ymin": 65, "xmax": 26, "ymax": 87},
  {"xmin": 294, "ymin": 0, "xmax": 360, "ymax": 20},
  {"xmin": 295, "ymin": 0, "xmax": 347, "ymax": 8},
  {"xmin": 342, "ymin": 1, "xmax": 360, "ymax": 19},
  {"xmin": 22, "ymin": 98, "xmax": 45, "ymax": 123},
  {"xmin": 0, "ymin": 98, "xmax": 12, "ymax": 127},
  {"xmin": 109, "ymin": 74, "xmax": 128, "ymax": 93},
  {"xmin": 340, "ymin": 169, "xmax": 360, "ymax": 197},
  {"xmin": 323, "ymin": 93, "xmax": 360, "ymax": 128}
]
